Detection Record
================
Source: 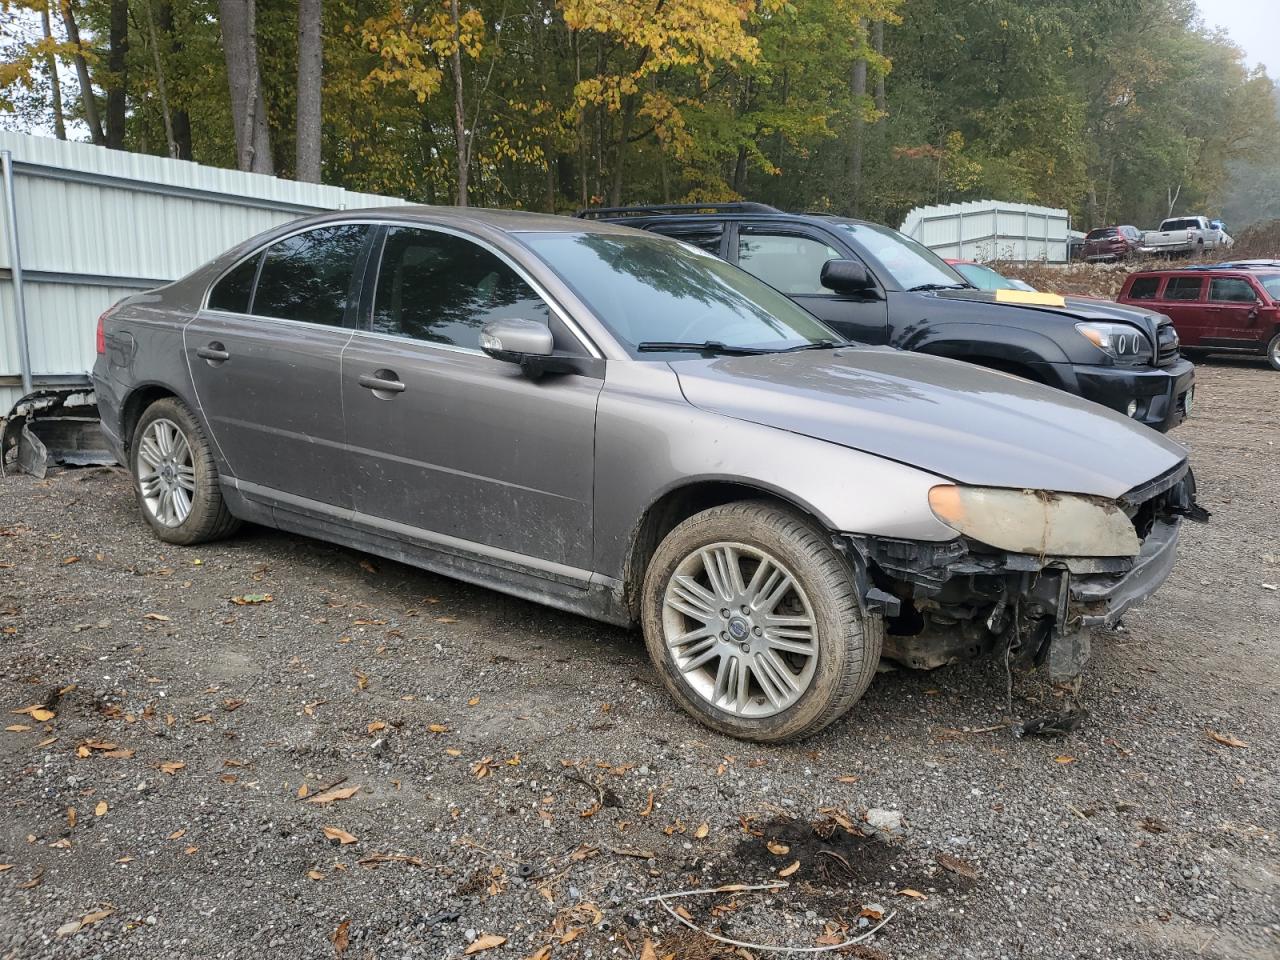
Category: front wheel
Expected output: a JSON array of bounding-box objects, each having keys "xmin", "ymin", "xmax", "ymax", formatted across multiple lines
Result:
[
  {"xmin": 1267, "ymin": 332, "xmax": 1280, "ymax": 372},
  {"xmin": 640, "ymin": 501, "xmax": 881, "ymax": 742},
  {"xmin": 131, "ymin": 397, "xmax": 240, "ymax": 545}
]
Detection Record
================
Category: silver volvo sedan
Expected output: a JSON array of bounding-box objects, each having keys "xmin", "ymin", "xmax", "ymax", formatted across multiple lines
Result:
[{"xmin": 91, "ymin": 208, "xmax": 1204, "ymax": 742}]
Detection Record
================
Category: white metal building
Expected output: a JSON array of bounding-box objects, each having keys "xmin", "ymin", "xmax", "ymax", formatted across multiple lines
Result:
[
  {"xmin": 0, "ymin": 131, "xmax": 404, "ymax": 411},
  {"xmin": 899, "ymin": 200, "xmax": 1071, "ymax": 264}
]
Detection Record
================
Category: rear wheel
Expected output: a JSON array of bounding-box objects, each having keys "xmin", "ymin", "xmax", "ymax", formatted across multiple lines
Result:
[
  {"xmin": 1267, "ymin": 332, "xmax": 1280, "ymax": 372},
  {"xmin": 640, "ymin": 501, "xmax": 881, "ymax": 742},
  {"xmin": 131, "ymin": 397, "xmax": 240, "ymax": 545}
]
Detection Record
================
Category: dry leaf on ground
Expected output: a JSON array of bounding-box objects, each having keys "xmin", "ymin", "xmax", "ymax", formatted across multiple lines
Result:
[
  {"xmin": 305, "ymin": 785, "xmax": 361, "ymax": 806},
  {"xmin": 465, "ymin": 934, "xmax": 507, "ymax": 954},
  {"xmin": 331, "ymin": 918, "xmax": 350, "ymax": 954},
  {"xmin": 158, "ymin": 761, "xmax": 185, "ymax": 775},
  {"xmin": 94, "ymin": 801, "xmax": 108, "ymax": 817},
  {"xmin": 322, "ymin": 826, "xmax": 358, "ymax": 845},
  {"xmin": 936, "ymin": 853, "xmax": 978, "ymax": 879},
  {"xmin": 694, "ymin": 822, "xmax": 710, "ymax": 839},
  {"xmin": 898, "ymin": 888, "xmax": 927, "ymax": 900},
  {"xmin": 778, "ymin": 860, "xmax": 800, "ymax": 877},
  {"xmin": 766, "ymin": 839, "xmax": 791, "ymax": 855},
  {"xmin": 1207, "ymin": 730, "xmax": 1247, "ymax": 748}
]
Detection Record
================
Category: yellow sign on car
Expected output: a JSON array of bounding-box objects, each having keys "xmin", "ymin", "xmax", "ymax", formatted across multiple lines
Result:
[{"xmin": 995, "ymin": 288, "xmax": 1067, "ymax": 308}]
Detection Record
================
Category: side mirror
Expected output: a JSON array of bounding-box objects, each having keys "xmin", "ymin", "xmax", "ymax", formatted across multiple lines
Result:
[
  {"xmin": 480, "ymin": 319, "xmax": 554, "ymax": 368},
  {"xmin": 820, "ymin": 259, "xmax": 874, "ymax": 295}
]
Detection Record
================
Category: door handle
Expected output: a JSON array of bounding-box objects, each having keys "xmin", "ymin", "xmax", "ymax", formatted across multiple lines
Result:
[
  {"xmin": 196, "ymin": 341, "xmax": 229, "ymax": 364},
  {"xmin": 358, "ymin": 370, "xmax": 406, "ymax": 397}
]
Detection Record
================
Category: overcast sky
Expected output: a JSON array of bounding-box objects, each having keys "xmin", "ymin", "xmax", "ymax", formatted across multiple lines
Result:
[{"xmin": 1195, "ymin": 0, "xmax": 1280, "ymax": 80}]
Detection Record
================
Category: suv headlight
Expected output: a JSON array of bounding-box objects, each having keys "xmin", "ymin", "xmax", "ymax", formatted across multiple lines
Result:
[
  {"xmin": 928, "ymin": 486, "xmax": 1139, "ymax": 556},
  {"xmin": 1076, "ymin": 321, "xmax": 1151, "ymax": 361}
]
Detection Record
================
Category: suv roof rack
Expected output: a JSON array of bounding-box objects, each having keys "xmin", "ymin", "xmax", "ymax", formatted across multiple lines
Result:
[
  {"xmin": 575, "ymin": 202, "xmax": 781, "ymax": 220},
  {"xmin": 1178, "ymin": 260, "xmax": 1280, "ymax": 270}
]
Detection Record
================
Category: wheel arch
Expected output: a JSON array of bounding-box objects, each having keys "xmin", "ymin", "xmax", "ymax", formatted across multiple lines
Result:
[
  {"xmin": 119, "ymin": 382, "xmax": 182, "ymax": 453},
  {"xmin": 622, "ymin": 478, "xmax": 836, "ymax": 621}
]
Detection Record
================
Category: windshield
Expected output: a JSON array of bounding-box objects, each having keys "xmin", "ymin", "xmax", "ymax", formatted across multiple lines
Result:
[
  {"xmin": 951, "ymin": 262, "xmax": 1019, "ymax": 291},
  {"xmin": 1259, "ymin": 274, "xmax": 1280, "ymax": 299},
  {"xmin": 520, "ymin": 232, "xmax": 838, "ymax": 354},
  {"xmin": 831, "ymin": 222, "xmax": 966, "ymax": 290}
]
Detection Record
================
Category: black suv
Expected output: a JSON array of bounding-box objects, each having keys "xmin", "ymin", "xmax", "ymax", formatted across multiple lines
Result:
[{"xmin": 579, "ymin": 204, "xmax": 1195, "ymax": 432}]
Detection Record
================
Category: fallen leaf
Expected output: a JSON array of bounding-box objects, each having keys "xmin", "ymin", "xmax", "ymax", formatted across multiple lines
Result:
[
  {"xmin": 101, "ymin": 748, "xmax": 134, "ymax": 759},
  {"xmin": 167, "ymin": 829, "xmax": 185, "ymax": 840},
  {"xmin": 305, "ymin": 785, "xmax": 361, "ymax": 806},
  {"xmin": 17, "ymin": 868, "xmax": 44, "ymax": 889},
  {"xmin": 322, "ymin": 826, "xmax": 358, "ymax": 845},
  {"xmin": 428, "ymin": 723, "xmax": 449, "ymax": 734},
  {"xmin": 143, "ymin": 613, "xmax": 171, "ymax": 621},
  {"xmin": 81, "ymin": 907, "xmax": 114, "ymax": 927},
  {"xmin": 1054, "ymin": 756, "xmax": 1077, "ymax": 764},
  {"xmin": 67, "ymin": 807, "xmax": 76, "ymax": 828},
  {"xmin": 936, "ymin": 852, "xmax": 978, "ymax": 880},
  {"xmin": 192, "ymin": 714, "xmax": 213, "ymax": 724},
  {"xmin": 358, "ymin": 559, "xmax": 378, "ymax": 574},
  {"xmin": 354, "ymin": 671, "xmax": 369, "ymax": 691},
  {"xmin": 445, "ymin": 748, "xmax": 462, "ymax": 757},
  {"xmin": 467, "ymin": 697, "xmax": 480, "ymax": 706},
  {"xmin": 30, "ymin": 708, "xmax": 54, "ymax": 723},
  {"xmin": 94, "ymin": 801, "xmax": 108, "ymax": 817},
  {"xmin": 222, "ymin": 699, "xmax": 245, "ymax": 711},
  {"xmin": 63, "ymin": 556, "xmax": 80, "ymax": 565},
  {"xmin": 1207, "ymin": 730, "xmax": 1247, "ymax": 749},
  {"xmin": 766, "ymin": 839, "xmax": 790, "ymax": 855},
  {"xmin": 897, "ymin": 888, "xmax": 928, "ymax": 900},
  {"xmin": 694, "ymin": 822, "xmax": 710, "ymax": 839},
  {"xmin": 5, "ymin": 724, "xmax": 31, "ymax": 732},
  {"xmin": 308, "ymin": 870, "xmax": 325, "ymax": 881},
  {"xmin": 0, "ymin": 864, "xmax": 11, "ymax": 871},
  {"xmin": 183, "ymin": 845, "xmax": 198, "ymax": 855},
  {"xmin": 158, "ymin": 761, "xmax": 185, "ymax": 775},
  {"xmin": 778, "ymin": 860, "xmax": 800, "ymax": 877},
  {"xmin": 436, "ymin": 616, "xmax": 458, "ymax": 624},
  {"xmin": 525, "ymin": 948, "xmax": 553, "ymax": 960},
  {"xmin": 231, "ymin": 593, "xmax": 273, "ymax": 605},
  {"xmin": 465, "ymin": 934, "xmax": 507, "ymax": 954},
  {"xmin": 560, "ymin": 928, "xmax": 583, "ymax": 943},
  {"xmin": 639, "ymin": 789, "xmax": 655, "ymax": 817},
  {"xmin": 297, "ymin": 784, "xmax": 310, "ymax": 799},
  {"xmin": 367, "ymin": 721, "xmax": 386, "ymax": 734},
  {"xmin": 859, "ymin": 905, "xmax": 884, "ymax": 920},
  {"xmin": 835, "ymin": 775, "xmax": 859, "ymax": 784},
  {"xmin": 332, "ymin": 918, "xmax": 350, "ymax": 955},
  {"xmin": 640, "ymin": 940, "xmax": 659, "ymax": 960}
]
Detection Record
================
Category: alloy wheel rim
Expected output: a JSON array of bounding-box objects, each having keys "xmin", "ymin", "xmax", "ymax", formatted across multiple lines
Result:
[
  {"xmin": 136, "ymin": 418, "xmax": 195, "ymax": 527},
  {"xmin": 661, "ymin": 541, "xmax": 818, "ymax": 719}
]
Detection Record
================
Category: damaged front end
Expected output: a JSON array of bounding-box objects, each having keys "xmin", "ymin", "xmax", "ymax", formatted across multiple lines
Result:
[
  {"xmin": 841, "ymin": 464, "xmax": 1206, "ymax": 684},
  {"xmin": 1, "ymin": 390, "xmax": 116, "ymax": 479}
]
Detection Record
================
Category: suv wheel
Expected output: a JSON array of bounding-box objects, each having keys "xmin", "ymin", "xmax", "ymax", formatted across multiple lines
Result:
[
  {"xmin": 640, "ymin": 501, "xmax": 881, "ymax": 742},
  {"xmin": 131, "ymin": 397, "xmax": 240, "ymax": 545},
  {"xmin": 1268, "ymin": 332, "xmax": 1280, "ymax": 372}
]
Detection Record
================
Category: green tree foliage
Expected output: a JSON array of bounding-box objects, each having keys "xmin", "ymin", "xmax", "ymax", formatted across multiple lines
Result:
[{"xmin": 2, "ymin": 0, "xmax": 1276, "ymax": 227}]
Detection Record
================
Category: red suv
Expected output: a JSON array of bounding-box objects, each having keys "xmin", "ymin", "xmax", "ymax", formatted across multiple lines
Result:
[
  {"xmin": 1084, "ymin": 225, "xmax": 1142, "ymax": 262},
  {"xmin": 1117, "ymin": 263, "xmax": 1280, "ymax": 370}
]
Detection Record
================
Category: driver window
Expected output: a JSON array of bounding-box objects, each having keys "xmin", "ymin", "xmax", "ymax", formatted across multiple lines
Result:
[
  {"xmin": 372, "ymin": 227, "xmax": 556, "ymax": 349},
  {"xmin": 737, "ymin": 233, "xmax": 843, "ymax": 296}
]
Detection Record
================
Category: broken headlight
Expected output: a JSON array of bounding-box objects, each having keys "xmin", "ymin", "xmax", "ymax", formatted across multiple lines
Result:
[
  {"xmin": 1075, "ymin": 321, "xmax": 1151, "ymax": 361},
  {"xmin": 927, "ymin": 486, "xmax": 1140, "ymax": 557}
]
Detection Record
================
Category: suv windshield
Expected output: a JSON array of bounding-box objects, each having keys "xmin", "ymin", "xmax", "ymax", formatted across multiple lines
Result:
[
  {"xmin": 521, "ymin": 232, "xmax": 838, "ymax": 354},
  {"xmin": 831, "ymin": 222, "xmax": 967, "ymax": 290}
]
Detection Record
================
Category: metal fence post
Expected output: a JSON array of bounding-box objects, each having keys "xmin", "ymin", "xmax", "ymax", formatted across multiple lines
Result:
[{"xmin": 2, "ymin": 149, "xmax": 33, "ymax": 396}]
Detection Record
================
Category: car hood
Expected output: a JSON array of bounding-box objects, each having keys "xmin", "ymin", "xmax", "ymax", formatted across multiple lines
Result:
[
  {"xmin": 672, "ymin": 347, "xmax": 1187, "ymax": 499},
  {"xmin": 928, "ymin": 289, "xmax": 1169, "ymax": 337}
]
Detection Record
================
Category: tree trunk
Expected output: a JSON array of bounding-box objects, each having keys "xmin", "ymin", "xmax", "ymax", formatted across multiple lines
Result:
[
  {"xmin": 218, "ymin": 0, "xmax": 273, "ymax": 173},
  {"xmin": 59, "ymin": 0, "xmax": 106, "ymax": 145},
  {"xmin": 295, "ymin": 0, "xmax": 323, "ymax": 183},
  {"xmin": 157, "ymin": 1, "xmax": 192, "ymax": 159},
  {"xmin": 143, "ymin": 0, "xmax": 177, "ymax": 157},
  {"xmin": 105, "ymin": 0, "xmax": 128, "ymax": 149},
  {"xmin": 40, "ymin": 2, "xmax": 67, "ymax": 140},
  {"xmin": 448, "ymin": 0, "xmax": 468, "ymax": 204},
  {"xmin": 872, "ymin": 20, "xmax": 885, "ymax": 113},
  {"xmin": 847, "ymin": 20, "xmax": 868, "ymax": 215}
]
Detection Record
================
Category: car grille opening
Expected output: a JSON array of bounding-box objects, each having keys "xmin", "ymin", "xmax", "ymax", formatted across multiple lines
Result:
[{"xmin": 1155, "ymin": 322, "xmax": 1180, "ymax": 367}]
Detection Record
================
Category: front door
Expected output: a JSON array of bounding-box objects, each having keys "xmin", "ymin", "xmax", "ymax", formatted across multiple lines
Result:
[
  {"xmin": 185, "ymin": 222, "xmax": 372, "ymax": 508},
  {"xmin": 732, "ymin": 224, "xmax": 890, "ymax": 343},
  {"xmin": 1205, "ymin": 275, "xmax": 1265, "ymax": 344},
  {"xmin": 340, "ymin": 225, "xmax": 603, "ymax": 572}
]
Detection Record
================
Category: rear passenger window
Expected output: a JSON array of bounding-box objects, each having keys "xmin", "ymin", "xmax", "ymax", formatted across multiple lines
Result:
[
  {"xmin": 208, "ymin": 255, "xmax": 259, "ymax": 313},
  {"xmin": 1162, "ymin": 276, "xmax": 1204, "ymax": 301},
  {"xmin": 1208, "ymin": 277, "xmax": 1257, "ymax": 302},
  {"xmin": 371, "ymin": 227, "xmax": 552, "ymax": 350},
  {"xmin": 1126, "ymin": 276, "xmax": 1160, "ymax": 300},
  {"xmin": 253, "ymin": 224, "xmax": 370, "ymax": 326},
  {"xmin": 648, "ymin": 225, "xmax": 724, "ymax": 255}
]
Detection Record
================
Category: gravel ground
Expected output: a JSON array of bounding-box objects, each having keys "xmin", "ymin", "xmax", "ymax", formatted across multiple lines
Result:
[{"xmin": 1, "ymin": 360, "xmax": 1277, "ymax": 960}]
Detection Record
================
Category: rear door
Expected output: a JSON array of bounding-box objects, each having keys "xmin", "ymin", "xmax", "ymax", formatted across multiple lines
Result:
[
  {"xmin": 732, "ymin": 223, "xmax": 889, "ymax": 342},
  {"xmin": 185, "ymin": 223, "xmax": 372, "ymax": 508},
  {"xmin": 340, "ymin": 224, "xmax": 603, "ymax": 572},
  {"xmin": 1205, "ymin": 275, "xmax": 1265, "ymax": 344},
  {"xmin": 1155, "ymin": 274, "xmax": 1208, "ymax": 345}
]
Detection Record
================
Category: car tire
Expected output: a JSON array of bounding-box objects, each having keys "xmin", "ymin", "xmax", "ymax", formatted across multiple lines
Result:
[
  {"xmin": 1267, "ymin": 332, "xmax": 1280, "ymax": 372},
  {"xmin": 130, "ymin": 397, "xmax": 240, "ymax": 545},
  {"xmin": 640, "ymin": 500, "xmax": 882, "ymax": 742}
]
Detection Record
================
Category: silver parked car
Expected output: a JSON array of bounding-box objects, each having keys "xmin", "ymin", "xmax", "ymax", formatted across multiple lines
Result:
[{"xmin": 91, "ymin": 208, "xmax": 1204, "ymax": 742}]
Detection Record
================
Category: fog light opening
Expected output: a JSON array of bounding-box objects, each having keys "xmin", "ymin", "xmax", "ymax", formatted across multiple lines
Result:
[{"xmin": 1126, "ymin": 399, "xmax": 1139, "ymax": 418}]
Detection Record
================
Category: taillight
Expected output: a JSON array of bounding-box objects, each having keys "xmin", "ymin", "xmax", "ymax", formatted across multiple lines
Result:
[{"xmin": 96, "ymin": 311, "xmax": 108, "ymax": 354}]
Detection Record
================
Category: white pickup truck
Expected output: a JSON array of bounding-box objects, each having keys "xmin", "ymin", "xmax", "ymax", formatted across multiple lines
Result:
[{"xmin": 1141, "ymin": 216, "xmax": 1225, "ymax": 256}]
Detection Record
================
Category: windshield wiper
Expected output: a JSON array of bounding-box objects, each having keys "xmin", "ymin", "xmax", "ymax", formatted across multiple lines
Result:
[
  {"xmin": 636, "ymin": 340, "xmax": 774, "ymax": 356},
  {"xmin": 907, "ymin": 282, "xmax": 971, "ymax": 292},
  {"xmin": 775, "ymin": 338, "xmax": 847, "ymax": 352}
]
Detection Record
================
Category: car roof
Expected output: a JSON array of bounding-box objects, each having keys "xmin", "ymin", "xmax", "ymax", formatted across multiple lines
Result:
[
  {"xmin": 575, "ymin": 203, "xmax": 881, "ymax": 230},
  {"xmin": 306, "ymin": 204, "xmax": 640, "ymax": 236}
]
